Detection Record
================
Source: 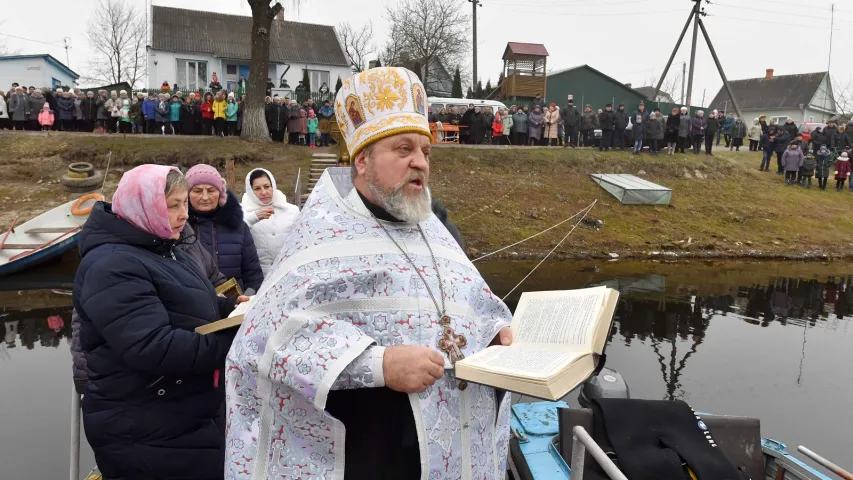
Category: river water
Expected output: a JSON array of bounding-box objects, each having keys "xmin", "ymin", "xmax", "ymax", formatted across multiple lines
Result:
[{"xmin": 1, "ymin": 257, "xmax": 851, "ymax": 478}]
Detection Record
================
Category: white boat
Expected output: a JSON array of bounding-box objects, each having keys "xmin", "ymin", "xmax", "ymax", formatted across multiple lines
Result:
[{"xmin": 0, "ymin": 194, "xmax": 103, "ymax": 277}]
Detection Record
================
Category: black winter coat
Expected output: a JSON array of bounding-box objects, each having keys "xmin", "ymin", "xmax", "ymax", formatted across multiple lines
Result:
[
  {"xmin": 665, "ymin": 114, "xmax": 681, "ymax": 134},
  {"xmin": 823, "ymin": 126, "xmax": 838, "ymax": 148},
  {"xmin": 180, "ymin": 103, "xmax": 198, "ymax": 134},
  {"xmin": 467, "ymin": 112, "xmax": 487, "ymax": 143},
  {"xmin": 783, "ymin": 122, "xmax": 799, "ymax": 140},
  {"xmin": 560, "ymin": 104, "xmax": 581, "ymax": 127},
  {"xmin": 265, "ymin": 104, "xmax": 286, "ymax": 132},
  {"xmin": 81, "ymin": 97, "xmax": 98, "ymax": 121},
  {"xmin": 598, "ymin": 110, "xmax": 615, "ymax": 131},
  {"xmin": 188, "ymin": 190, "xmax": 264, "ymax": 292},
  {"xmin": 614, "ymin": 109, "xmax": 629, "ymax": 130},
  {"xmin": 73, "ymin": 202, "xmax": 236, "ymax": 480},
  {"xmin": 706, "ymin": 117, "xmax": 719, "ymax": 135},
  {"xmin": 70, "ymin": 222, "xmax": 227, "ymax": 395},
  {"xmin": 431, "ymin": 200, "xmax": 464, "ymax": 250},
  {"xmin": 773, "ymin": 130, "xmax": 791, "ymax": 153}
]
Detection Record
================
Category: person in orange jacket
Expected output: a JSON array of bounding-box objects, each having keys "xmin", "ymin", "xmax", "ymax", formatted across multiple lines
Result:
[
  {"xmin": 37, "ymin": 102, "xmax": 54, "ymax": 130},
  {"xmin": 491, "ymin": 113, "xmax": 503, "ymax": 145}
]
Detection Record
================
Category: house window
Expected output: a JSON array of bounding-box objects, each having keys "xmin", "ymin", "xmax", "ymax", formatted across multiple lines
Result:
[
  {"xmin": 51, "ymin": 78, "xmax": 61, "ymax": 89},
  {"xmin": 771, "ymin": 116, "xmax": 788, "ymax": 125},
  {"xmin": 176, "ymin": 59, "xmax": 208, "ymax": 91},
  {"xmin": 226, "ymin": 64, "xmax": 237, "ymax": 75},
  {"xmin": 307, "ymin": 70, "xmax": 330, "ymax": 91}
]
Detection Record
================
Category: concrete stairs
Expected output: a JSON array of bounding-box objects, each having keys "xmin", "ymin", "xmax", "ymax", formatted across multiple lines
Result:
[{"xmin": 301, "ymin": 153, "xmax": 339, "ymax": 204}]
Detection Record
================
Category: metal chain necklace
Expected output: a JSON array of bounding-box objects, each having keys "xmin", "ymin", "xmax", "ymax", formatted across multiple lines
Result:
[{"xmin": 371, "ymin": 214, "xmax": 468, "ymax": 367}]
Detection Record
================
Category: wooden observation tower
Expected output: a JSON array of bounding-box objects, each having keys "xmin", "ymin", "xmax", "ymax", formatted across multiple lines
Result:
[{"xmin": 500, "ymin": 42, "xmax": 549, "ymax": 101}]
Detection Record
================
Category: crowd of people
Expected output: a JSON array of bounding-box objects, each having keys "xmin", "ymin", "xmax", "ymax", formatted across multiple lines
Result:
[{"xmin": 0, "ymin": 80, "xmax": 334, "ymax": 144}]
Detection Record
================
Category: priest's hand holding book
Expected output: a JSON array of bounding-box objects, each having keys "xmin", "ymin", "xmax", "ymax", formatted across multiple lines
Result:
[{"xmin": 382, "ymin": 326, "xmax": 513, "ymax": 394}]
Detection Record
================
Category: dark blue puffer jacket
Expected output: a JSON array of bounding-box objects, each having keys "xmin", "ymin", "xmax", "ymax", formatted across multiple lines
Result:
[
  {"xmin": 73, "ymin": 202, "xmax": 236, "ymax": 480},
  {"xmin": 189, "ymin": 190, "xmax": 264, "ymax": 292}
]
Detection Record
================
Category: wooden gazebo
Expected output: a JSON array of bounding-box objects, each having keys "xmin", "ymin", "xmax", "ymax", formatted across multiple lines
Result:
[{"xmin": 500, "ymin": 42, "xmax": 549, "ymax": 100}]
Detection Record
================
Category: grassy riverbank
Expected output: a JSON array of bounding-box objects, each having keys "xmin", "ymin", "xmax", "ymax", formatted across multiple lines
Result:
[{"xmin": 1, "ymin": 132, "xmax": 851, "ymax": 260}]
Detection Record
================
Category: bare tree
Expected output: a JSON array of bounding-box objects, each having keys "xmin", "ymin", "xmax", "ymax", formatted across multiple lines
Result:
[
  {"xmin": 0, "ymin": 22, "xmax": 21, "ymax": 56},
  {"xmin": 827, "ymin": 75, "xmax": 853, "ymax": 117},
  {"xmin": 84, "ymin": 0, "xmax": 147, "ymax": 87},
  {"xmin": 646, "ymin": 73, "xmax": 682, "ymax": 104},
  {"xmin": 379, "ymin": 23, "xmax": 407, "ymax": 68},
  {"xmin": 242, "ymin": 0, "xmax": 284, "ymax": 141},
  {"xmin": 338, "ymin": 21, "xmax": 375, "ymax": 73},
  {"xmin": 384, "ymin": 0, "xmax": 469, "ymax": 88}
]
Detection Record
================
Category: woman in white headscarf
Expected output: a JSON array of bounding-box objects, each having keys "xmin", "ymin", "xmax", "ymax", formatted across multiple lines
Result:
[{"xmin": 241, "ymin": 168, "xmax": 300, "ymax": 275}]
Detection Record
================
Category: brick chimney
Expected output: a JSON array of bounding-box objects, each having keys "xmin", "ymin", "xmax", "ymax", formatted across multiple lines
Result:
[{"xmin": 765, "ymin": 68, "xmax": 774, "ymax": 79}]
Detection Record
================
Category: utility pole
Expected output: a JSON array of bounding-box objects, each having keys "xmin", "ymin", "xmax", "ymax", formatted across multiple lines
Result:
[
  {"xmin": 63, "ymin": 37, "xmax": 71, "ymax": 67},
  {"xmin": 468, "ymin": 0, "xmax": 482, "ymax": 88},
  {"xmin": 685, "ymin": 0, "xmax": 701, "ymax": 108},
  {"xmin": 654, "ymin": 0, "xmax": 742, "ymax": 118},
  {"xmin": 682, "ymin": 62, "xmax": 686, "ymax": 104},
  {"xmin": 825, "ymin": 3, "xmax": 834, "ymax": 115}
]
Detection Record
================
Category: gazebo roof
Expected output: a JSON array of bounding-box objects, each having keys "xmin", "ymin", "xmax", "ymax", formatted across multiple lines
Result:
[{"xmin": 503, "ymin": 42, "xmax": 549, "ymax": 60}]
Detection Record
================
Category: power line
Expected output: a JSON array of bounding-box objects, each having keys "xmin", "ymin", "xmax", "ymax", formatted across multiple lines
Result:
[
  {"xmin": 0, "ymin": 32, "xmax": 64, "ymax": 47},
  {"xmin": 711, "ymin": 1, "xmax": 853, "ymax": 23},
  {"xmin": 707, "ymin": 13, "xmax": 845, "ymax": 32},
  {"xmin": 491, "ymin": 8, "xmax": 678, "ymax": 17}
]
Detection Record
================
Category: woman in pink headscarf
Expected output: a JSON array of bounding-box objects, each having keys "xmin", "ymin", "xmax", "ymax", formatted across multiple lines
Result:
[{"xmin": 72, "ymin": 164, "xmax": 243, "ymax": 480}]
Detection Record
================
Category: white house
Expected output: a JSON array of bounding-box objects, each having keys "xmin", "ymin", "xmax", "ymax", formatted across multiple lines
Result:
[
  {"xmin": 708, "ymin": 69, "xmax": 837, "ymax": 124},
  {"xmin": 148, "ymin": 6, "xmax": 352, "ymax": 95},
  {"xmin": 0, "ymin": 54, "xmax": 80, "ymax": 90}
]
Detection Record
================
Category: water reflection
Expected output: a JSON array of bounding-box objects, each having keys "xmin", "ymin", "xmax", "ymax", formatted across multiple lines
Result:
[
  {"xmin": 1, "ymin": 307, "xmax": 72, "ymax": 353},
  {"xmin": 607, "ymin": 274, "xmax": 851, "ymax": 402}
]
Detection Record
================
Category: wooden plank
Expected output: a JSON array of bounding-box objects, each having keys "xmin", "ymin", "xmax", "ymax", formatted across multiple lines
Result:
[
  {"xmin": 25, "ymin": 228, "xmax": 76, "ymax": 234},
  {"xmin": 1, "ymin": 244, "xmax": 45, "ymax": 250}
]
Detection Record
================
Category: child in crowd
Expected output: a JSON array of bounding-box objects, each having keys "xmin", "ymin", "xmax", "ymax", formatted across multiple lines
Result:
[
  {"xmin": 781, "ymin": 140, "xmax": 804, "ymax": 186},
  {"xmin": 212, "ymin": 92, "xmax": 227, "ymax": 137},
  {"xmin": 835, "ymin": 151, "xmax": 850, "ymax": 191},
  {"xmin": 730, "ymin": 117, "xmax": 746, "ymax": 151},
  {"xmin": 492, "ymin": 113, "xmax": 503, "ymax": 145},
  {"xmin": 37, "ymin": 103, "xmax": 53, "ymax": 130},
  {"xmin": 800, "ymin": 154, "xmax": 816, "ymax": 188},
  {"xmin": 646, "ymin": 112, "xmax": 662, "ymax": 155},
  {"xmin": 760, "ymin": 126, "xmax": 775, "ymax": 171},
  {"xmin": 226, "ymin": 95, "xmax": 238, "ymax": 137},
  {"xmin": 298, "ymin": 109, "xmax": 308, "ymax": 145},
  {"xmin": 816, "ymin": 145, "xmax": 831, "ymax": 190},
  {"xmin": 307, "ymin": 109, "xmax": 318, "ymax": 148}
]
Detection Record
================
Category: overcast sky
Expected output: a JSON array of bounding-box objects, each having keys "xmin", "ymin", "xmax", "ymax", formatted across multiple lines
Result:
[{"xmin": 2, "ymin": 0, "xmax": 850, "ymax": 105}]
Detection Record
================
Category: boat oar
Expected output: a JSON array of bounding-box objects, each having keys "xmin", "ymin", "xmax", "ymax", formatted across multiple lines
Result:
[
  {"xmin": 797, "ymin": 445, "xmax": 853, "ymax": 480},
  {"xmin": 8, "ymin": 226, "xmax": 81, "ymax": 262},
  {"xmin": 0, "ymin": 215, "xmax": 19, "ymax": 250}
]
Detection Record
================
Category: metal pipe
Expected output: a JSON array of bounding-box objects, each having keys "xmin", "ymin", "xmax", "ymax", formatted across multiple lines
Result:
[
  {"xmin": 797, "ymin": 445, "xmax": 853, "ymax": 480},
  {"xmin": 70, "ymin": 387, "xmax": 81, "ymax": 480},
  {"xmin": 697, "ymin": 19, "xmax": 744, "ymax": 119},
  {"xmin": 570, "ymin": 426, "xmax": 629, "ymax": 480},
  {"xmin": 653, "ymin": 10, "xmax": 695, "ymax": 102},
  {"xmin": 685, "ymin": 0, "xmax": 701, "ymax": 107}
]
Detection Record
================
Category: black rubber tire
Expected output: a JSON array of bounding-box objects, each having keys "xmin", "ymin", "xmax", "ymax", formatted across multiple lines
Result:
[
  {"xmin": 66, "ymin": 171, "xmax": 89, "ymax": 179},
  {"xmin": 68, "ymin": 162, "xmax": 94, "ymax": 175},
  {"xmin": 61, "ymin": 170, "xmax": 104, "ymax": 189}
]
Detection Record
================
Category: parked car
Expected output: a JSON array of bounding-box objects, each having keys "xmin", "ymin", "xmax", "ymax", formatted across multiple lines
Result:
[{"xmin": 797, "ymin": 122, "xmax": 827, "ymax": 143}]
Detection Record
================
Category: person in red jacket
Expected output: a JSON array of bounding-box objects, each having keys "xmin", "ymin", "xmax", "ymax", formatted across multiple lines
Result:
[
  {"xmin": 491, "ymin": 113, "xmax": 503, "ymax": 145},
  {"xmin": 835, "ymin": 151, "xmax": 851, "ymax": 191},
  {"xmin": 200, "ymin": 92, "xmax": 214, "ymax": 136}
]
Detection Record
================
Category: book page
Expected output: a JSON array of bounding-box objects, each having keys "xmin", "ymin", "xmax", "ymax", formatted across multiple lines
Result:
[
  {"xmin": 512, "ymin": 287, "xmax": 606, "ymax": 348},
  {"xmin": 463, "ymin": 346, "xmax": 583, "ymax": 379}
]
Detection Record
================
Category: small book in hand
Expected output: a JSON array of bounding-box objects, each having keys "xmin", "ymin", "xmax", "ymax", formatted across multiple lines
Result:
[{"xmin": 454, "ymin": 286, "xmax": 619, "ymax": 401}]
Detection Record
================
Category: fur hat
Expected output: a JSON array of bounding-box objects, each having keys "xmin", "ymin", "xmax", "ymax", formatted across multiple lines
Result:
[{"xmin": 334, "ymin": 67, "xmax": 430, "ymax": 159}]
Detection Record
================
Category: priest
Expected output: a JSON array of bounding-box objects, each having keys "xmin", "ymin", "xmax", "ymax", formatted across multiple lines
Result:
[{"xmin": 225, "ymin": 67, "xmax": 514, "ymax": 479}]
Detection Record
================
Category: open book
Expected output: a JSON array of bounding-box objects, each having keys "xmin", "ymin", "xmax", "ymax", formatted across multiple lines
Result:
[{"xmin": 454, "ymin": 286, "xmax": 619, "ymax": 401}]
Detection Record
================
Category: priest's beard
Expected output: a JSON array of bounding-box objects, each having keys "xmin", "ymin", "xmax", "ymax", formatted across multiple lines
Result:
[{"xmin": 365, "ymin": 166, "xmax": 432, "ymax": 224}]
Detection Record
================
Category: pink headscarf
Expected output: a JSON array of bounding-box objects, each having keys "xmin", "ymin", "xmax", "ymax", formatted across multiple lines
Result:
[{"xmin": 112, "ymin": 164, "xmax": 181, "ymax": 240}]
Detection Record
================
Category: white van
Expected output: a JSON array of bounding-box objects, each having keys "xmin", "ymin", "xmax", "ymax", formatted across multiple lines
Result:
[{"xmin": 428, "ymin": 97, "xmax": 507, "ymax": 113}]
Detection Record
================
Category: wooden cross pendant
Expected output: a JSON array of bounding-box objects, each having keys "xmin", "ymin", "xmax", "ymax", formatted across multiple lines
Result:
[{"xmin": 437, "ymin": 320, "xmax": 467, "ymax": 364}]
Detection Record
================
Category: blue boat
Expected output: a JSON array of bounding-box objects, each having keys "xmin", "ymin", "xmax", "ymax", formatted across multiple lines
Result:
[
  {"xmin": 508, "ymin": 369, "xmax": 843, "ymax": 480},
  {"xmin": 0, "ymin": 196, "xmax": 101, "ymax": 277}
]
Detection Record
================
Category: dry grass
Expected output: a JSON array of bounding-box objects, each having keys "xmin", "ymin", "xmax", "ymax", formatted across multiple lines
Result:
[{"xmin": 0, "ymin": 133, "xmax": 851, "ymax": 259}]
